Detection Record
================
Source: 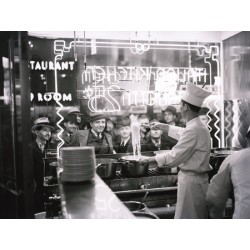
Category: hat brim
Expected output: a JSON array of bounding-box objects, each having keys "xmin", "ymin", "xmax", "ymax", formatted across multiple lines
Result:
[
  {"xmin": 89, "ymin": 115, "xmax": 107, "ymax": 122},
  {"xmin": 31, "ymin": 124, "xmax": 55, "ymax": 134},
  {"xmin": 162, "ymin": 109, "xmax": 176, "ymax": 115}
]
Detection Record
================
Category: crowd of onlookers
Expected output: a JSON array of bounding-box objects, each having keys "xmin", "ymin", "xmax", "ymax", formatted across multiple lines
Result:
[
  {"xmin": 31, "ymin": 105, "xmax": 218, "ymax": 159},
  {"xmin": 31, "ymin": 105, "xmax": 185, "ymax": 157}
]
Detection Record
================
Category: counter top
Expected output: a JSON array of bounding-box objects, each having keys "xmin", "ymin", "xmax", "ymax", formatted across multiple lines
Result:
[{"xmin": 59, "ymin": 173, "xmax": 135, "ymax": 219}]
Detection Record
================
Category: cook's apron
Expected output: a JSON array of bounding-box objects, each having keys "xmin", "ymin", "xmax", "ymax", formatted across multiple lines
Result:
[{"xmin": 174, "ymin": 170, "xmax": 209, "ymax": 219}]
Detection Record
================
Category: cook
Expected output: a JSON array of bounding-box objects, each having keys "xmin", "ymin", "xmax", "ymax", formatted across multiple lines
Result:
[{"xmin": 139, "ymin": 83, "xmax": 212, "ymax": 219}]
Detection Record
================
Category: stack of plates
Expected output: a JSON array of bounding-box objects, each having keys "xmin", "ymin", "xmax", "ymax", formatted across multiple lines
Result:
[{"xmin": 60, "ymin": 147, "xmax": 96, "ymax": 182}]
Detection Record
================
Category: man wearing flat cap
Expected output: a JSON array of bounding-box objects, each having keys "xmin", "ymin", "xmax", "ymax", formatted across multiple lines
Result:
[
  {"xmin": 140, "ymin": 83, "xmax": 212, "ymax": 219},
  {"xmin": 141, "ymin": 119, "xmax": 173, "ymax": 152},
  {"xmin": 61, "ymin": 107, "xmax": 82, "ymax": 146},
  {"xmin": 70, "ymin": 112, "xmax": 113, "ymax": 155},
  {"xmin": 31, "ymin": 117, "xmax": 54, "ymax": 213},
  {"xmin": 114, "ymin": 117, "xmax": 133, "ymax": 154}
]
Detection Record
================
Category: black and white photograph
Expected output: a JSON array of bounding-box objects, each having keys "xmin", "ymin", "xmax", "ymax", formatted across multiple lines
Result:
[{"xmin": 0, "ymin": 1, "xmax": 249, "ymax": 249}]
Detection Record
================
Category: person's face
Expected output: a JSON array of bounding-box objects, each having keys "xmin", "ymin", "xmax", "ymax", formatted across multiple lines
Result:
[
  {"xmin": 106, "ymin": 121, "xmax": 114, "ymax": 132},
  {"xmin": 139, "ymin": 118, "xmax": 150, "ymax": 133},
  {"xmin": 199, "ymin": 115, "xmax": 209, "ymax": 126},
  {"xmin": 90, "ymin": 119, "xmax": 106, "ymax": 133},
  {"xmin": 64, "ymin": 121, "xmax": 79, "ymax": 133},
  {"xmin": 163, "ymin": 111, "xmax": 176, "ymax": 124},
  {"xmin": 51, "ymin": 130, "xmax": 60, "ymax": 142},
  {"xmin": 150, "ymin": 128, "xmax": 162, "ymax": 139},
  {"xmin": 36, "ymin": 126, "xmax": 51, "ymax": 141},
  {"xmin": 119, "ymin": 126, "xmax": 131, "ymax": 139}
]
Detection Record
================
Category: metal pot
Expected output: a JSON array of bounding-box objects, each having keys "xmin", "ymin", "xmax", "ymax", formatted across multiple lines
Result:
[
  {"xmin": 120, "ymin": 156, "xmax": 149, "ymax": 177},
  {"xmin": 96, "ymin": 158, "xmax": 118, "ymax": 179},
  {"xmin": 156, "ymin": 166, "xmax": 171, "ymax": 174},
  {"xmin": 153, "ymin": 150, "xmax": 172, "ymax": 173},
  {"xmin": 123, "ymin": 201, "xmax": 146, "ymax": 212}
]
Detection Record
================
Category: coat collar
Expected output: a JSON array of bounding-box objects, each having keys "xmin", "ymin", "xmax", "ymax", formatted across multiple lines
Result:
[{"xmin": 186, "ymin": 117, "xmax": 202, "ymax": 127}]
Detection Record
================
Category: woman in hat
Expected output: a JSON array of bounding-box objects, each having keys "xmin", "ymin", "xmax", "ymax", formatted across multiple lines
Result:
[
  {"xmin": 31, "ymin": 117, "xmax": 54, "ymax": 213},
  {"xmin": 140, "ymin": 83, "xmax": 212, "ymax": 219},
  {"xmin": 70, "ymin": 113, "xmax": 114, "ymax": 155}
]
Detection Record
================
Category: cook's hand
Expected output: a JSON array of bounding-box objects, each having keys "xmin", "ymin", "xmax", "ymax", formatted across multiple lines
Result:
[
  {"xmin": 150, "ymin": 122, "xmax": 169, "ymax": 132},
  {"xmin": 139, "ymin": 156, "xmax": 151, "ymax": 164}
]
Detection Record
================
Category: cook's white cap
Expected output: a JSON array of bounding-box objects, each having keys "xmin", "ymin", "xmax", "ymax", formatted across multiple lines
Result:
[{"xmin": 181, "ymin": 83, "xmax": 212, "ymax": 107}]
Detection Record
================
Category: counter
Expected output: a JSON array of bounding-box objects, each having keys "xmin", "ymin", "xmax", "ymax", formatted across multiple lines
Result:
[{"xmin": 58, "ymin": 173, "xmax": 135, "ymax": 219}]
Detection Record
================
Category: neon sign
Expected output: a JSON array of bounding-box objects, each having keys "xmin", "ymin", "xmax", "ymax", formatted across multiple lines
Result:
[
  {"xmin": 76, "ymin": 65, "xmax": 217, "ymax": 112},
  {"xmin": 30, "ymin": 92, "xmax": 72, "ymax": 102},
  {"xmin": 30, "ymin": 61, "xmax": 75, "ymax": 70},
  {"xmin": 81, "ymin": 66, "xmax": 207, "ymax": 85},
  {"xmin": 129, "ymin": 31, "xmax": 151, "ymax": 55},
  {"xmin": 232, "ymin": 99, "xmax": 240, "ymax": 147}
]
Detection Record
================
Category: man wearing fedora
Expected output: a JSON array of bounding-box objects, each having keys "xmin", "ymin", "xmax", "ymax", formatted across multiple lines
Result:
[
  {"xmin": 61, "ymin": 107, "xmax": 82, "ymax": 146},
  {"xmin": 140, "ymin": 83, "xmax": 212, "ymax": 219},
  {"xmin": 162, "ymin": 105, "xmax": 177, "ymax": 126},
  {"xmin": 70, "ymin": 113, "xmax": 113, "ymax": 155},
  {"xmin": 161, "ymin": 105, "xmax": 179, "ymax": 149},
  {"xmin": 31, "ymin": 117, "xmax": 54, "ymax": 213}
]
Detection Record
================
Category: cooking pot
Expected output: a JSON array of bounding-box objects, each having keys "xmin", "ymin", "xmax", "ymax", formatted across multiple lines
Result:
[
  {"xmin": 153, "ymin": 150, "xmax": 172, "ymax": 174},
  {"xmin": 120, "ymin": 155, "xmax": 149, "ymax": 177},
  {"xmin": 123, "ymin": 201, "xmax": 146, "ymax": 212},
  {"xmin": 96, "ymin": 158, "xmax": 118, "ymax": 179}
]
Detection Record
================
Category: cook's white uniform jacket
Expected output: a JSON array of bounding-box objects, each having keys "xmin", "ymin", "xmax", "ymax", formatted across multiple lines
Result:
[
  {"xmin": 155, "ymin": 117, "xmax": 212, "ymax": 219},
  {"xmin": 207, "ymin": 148, "xmax": 250, "ymax": 219}
]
